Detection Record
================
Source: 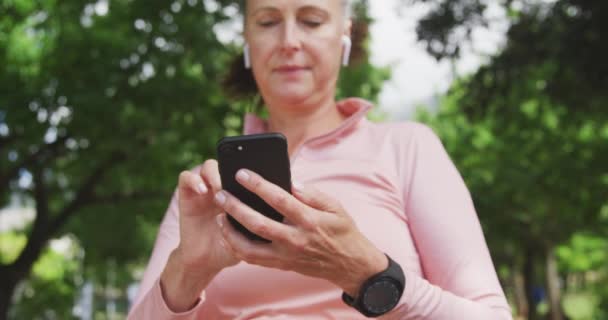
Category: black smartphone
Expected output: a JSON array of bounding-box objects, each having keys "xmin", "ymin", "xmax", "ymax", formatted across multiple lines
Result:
[{"xmin": 217, "ymin": 133, "xmax": 292, "ymax": 242}]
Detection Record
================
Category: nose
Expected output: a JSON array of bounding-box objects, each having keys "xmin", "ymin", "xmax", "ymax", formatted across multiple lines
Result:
[{"xmin": 279, "ymin": 19, "xmax": 301, "ymax": 54}]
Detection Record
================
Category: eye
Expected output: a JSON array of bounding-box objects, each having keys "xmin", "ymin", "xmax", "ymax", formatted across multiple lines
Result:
[
  {"xmin": 258, "ymin": 20, "xmax": 278, "ymax": 27},
  {"xmin": 302, "ymin": 20, "xmax": 322, "ymax": 27}
]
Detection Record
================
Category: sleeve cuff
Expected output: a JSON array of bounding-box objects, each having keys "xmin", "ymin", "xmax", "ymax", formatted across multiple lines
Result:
[
  {"xmin": 157, "ymin": 277, "xmax": 206, "ymax": 316},
  {"xmin": 128, "ymin": 278, "xmax": 206, "ymax": 319}
]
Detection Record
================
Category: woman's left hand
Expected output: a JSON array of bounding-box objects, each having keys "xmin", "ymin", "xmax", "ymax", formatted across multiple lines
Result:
[{"xmin": 213, "ymin": 168, "xmax": 388, "ymax": 297}]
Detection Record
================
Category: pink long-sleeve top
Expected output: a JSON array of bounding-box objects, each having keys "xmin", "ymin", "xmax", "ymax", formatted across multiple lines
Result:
[{"xmin": 128, "ymin": 98, "xmax": 512, "ymax": 319}]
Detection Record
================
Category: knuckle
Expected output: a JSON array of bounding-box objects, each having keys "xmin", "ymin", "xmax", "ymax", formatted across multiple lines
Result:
[
  {"xmin": 200, "ymin": 162, "xmax": 210, "ymax": 173},
  {"xmin": 202, "ymin": 159, "xmax": 217, "ymax": 169},
  {"xmin": 290, "ymin": 235, "xmax": 308, "ymax": 252},
  {"xmin": 201, "ymin": 160, "xmax": 219, "ymax": 177},
  {"xmin": 250, "ymin": 175, "xmax": 263, "ymax": 190},
  {"xmin": 178, "ymin": 170, "xmax": 190, "ymax": 181},
  {"xmin": 178, "ymin": 171, "xmax": 193, "ymax": 186},
  {"xmin": 299, "ymin": 212, "xmax": 317, "ymax": 230},
  {"xmin": 252, "ymin": 220, "xmax": 269, "ymax": 236},
  {"xmin": 273, "ymin": 229, "xmax": 290, "ymax": 243},
  {"xmin": 224, "ymin": 197, "xmax": 238, "ymax": 213},
  {"xmin": 274, "ymin": 193, "xmax": 289, "ymax": 208}
]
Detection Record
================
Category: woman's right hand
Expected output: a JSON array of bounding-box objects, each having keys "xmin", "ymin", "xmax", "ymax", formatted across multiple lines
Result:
[
  {"xmin": 159, "ymin": 160, "xmax": 238, "ymax": 312},
  {"xmin": 174, "ymin": 159, "xmax": 239, "ymax": 275}
]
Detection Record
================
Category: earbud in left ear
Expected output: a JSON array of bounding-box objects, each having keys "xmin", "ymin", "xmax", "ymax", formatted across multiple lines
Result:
[
  {"xmin": 341, "ymin": 35, "xmax": 352, "ymax": 66},
  {"xmin": 244, "ymin": 43, "xmax": 251, "ymax": 69}
]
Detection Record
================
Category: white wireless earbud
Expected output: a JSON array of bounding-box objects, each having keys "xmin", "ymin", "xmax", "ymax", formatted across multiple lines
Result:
[
  {"xmin": 244, "ymin": 43, "xmax": 251, "ymax": 69},
  {"xmin": 341, "ymin": 35, "xmax": 352, "ymax": 66}
]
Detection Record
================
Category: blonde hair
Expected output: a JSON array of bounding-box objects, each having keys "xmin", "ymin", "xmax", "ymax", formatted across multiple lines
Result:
[
  {"xmin": 343, "ymin": 0, "xmax": 353, "ymax": 19},
  {"xmin": 240, "ymin": 0, "xmax": 353, "ymax": 19}
]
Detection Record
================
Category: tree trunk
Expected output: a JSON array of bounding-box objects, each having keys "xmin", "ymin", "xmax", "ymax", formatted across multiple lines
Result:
[
  {"xmin": 0, "ymin": 151, "xmax": 123, "ymax": 320},
  {"xmin": 0, "ymin": 267, "xmax": 20, "ymax": 320},
  {"xmin": 0, "ymin": 209, "xmax": 56, "ymax": 320},
  {"xmin": 545, "ymin": 245, "xmax": 564, "ymax": 320},
  {"xmin": 0, "ymin": 212, "xmax": 53, "ymax": 319},
  {"xmin": 524, "ymin": 244, "xmax": 538, "ymax": 320},
  {"xmin": 513, "ymin": 266, "xmax": 529, "ymax": 318}
]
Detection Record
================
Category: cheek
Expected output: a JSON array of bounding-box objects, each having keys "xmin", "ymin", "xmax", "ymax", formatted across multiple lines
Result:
[
  {"xmin": 309, "ymin": 42, "xmax": 341, "ymax": 78},
  {"xmin": 251, "ymin": 44, "xmax": 273, "ymax": 66},
  {"xmin": 250, "ymin": 46, "xmax": 275, "ymax": 81}
]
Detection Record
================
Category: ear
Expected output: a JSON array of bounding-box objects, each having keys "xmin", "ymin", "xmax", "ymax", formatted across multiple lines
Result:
[
  {"xmin": 344, "ymin": 19, "xmax": 353, "ymax": 38},
  {"xmin": 242, "ymin": 8, "xmax": 250, "ymax": 43},
  {"xmin": 243, "ymin": 25, "xmax": 249, "ymax": 44}
]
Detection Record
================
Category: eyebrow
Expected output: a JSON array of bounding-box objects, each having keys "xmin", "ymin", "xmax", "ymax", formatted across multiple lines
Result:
[
  {"xmin": 299, "ymin": 5, "xmax": 330, "ymax": 17},
  {"xmin": 252, "ymin": 5, "xmax": 330, "ymax": 17},
  {"xmin": 252, "ymin": 6, "xmax": 278, "ymax": 16}
]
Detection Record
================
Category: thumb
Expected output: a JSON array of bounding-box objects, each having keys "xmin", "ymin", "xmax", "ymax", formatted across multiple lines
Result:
[{"xmin": 291, "ymin": 180, "xmax": 342, "ymax": 213}]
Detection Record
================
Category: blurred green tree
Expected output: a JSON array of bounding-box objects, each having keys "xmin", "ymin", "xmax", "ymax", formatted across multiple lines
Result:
[
  {"xmin": 1, "ymin": 0, "xmax": 238, "ymax": 317},
  {"xmin": 412, "ymin": 0, "xmax": 608, "ymax": 319},
  {"xmin": 0, "ymin": 0, "xmax": 389, "ymax": 318}
]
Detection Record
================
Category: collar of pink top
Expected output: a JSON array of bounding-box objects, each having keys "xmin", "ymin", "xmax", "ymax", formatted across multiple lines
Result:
[{"xmin": 242, "ymin": 98, "xmax": 374, "ymax": 147}]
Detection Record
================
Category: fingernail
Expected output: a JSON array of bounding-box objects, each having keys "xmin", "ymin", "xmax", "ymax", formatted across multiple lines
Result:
[
  {"xmin": 292, "ymin": 180, "xmax": 304, "ymax": 192},
  {"xmin": 215, "ymin": 191, "xmax": 226, "ymax": 205},
  {"xmin": 216, "ymin": 214, "xmax": 223, "ymax": 228},
  {"xmin": 236, "ymin": 169, "xmax": 250, "ymax": 182},
  {"xmin": 198, "ymin": 182, "xmax": 208, "ymax": 194}
]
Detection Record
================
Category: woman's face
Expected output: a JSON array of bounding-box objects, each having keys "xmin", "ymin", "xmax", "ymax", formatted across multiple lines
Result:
[{"xmin": 244, "ymin": 0, "xmax": 350, "ymax": 108}]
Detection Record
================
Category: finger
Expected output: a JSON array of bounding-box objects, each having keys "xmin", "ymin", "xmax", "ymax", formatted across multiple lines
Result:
[
  {"xmin": 235, "ymin": 169, "xmax": 313, "ymax": 227},
  {"xmin": 217, "ymin": 213, "xmax": 285, "ymax": 268},
  {"xmin": 178, "ymin": 170, "xmax": 207, "ymax": 197},
  {"xmin": 200, "ymin": 159, "xmax": 222, "ymax": 193},
  {"xmin": 214, "ymin": 190, "xmax": 296, "ymax": 243},
  {"xmin": 292, "ymin": 181, "xmax": 342, "ymax": 213}
]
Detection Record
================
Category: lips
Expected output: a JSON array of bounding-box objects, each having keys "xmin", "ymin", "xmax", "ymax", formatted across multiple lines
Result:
[{"xmin": 274, "ymin": 65, "xmax": 310, "ymax": 73}]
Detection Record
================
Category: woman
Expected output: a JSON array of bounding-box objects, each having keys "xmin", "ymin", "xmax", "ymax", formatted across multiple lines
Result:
[{"xmin": 128, "ymin": 0, "xmax": 512, "ymax": 319}]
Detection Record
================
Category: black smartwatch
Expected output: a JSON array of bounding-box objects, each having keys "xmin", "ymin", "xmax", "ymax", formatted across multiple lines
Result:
[{"xmin": 342, "ymin": 254, "xmax": 405, "ymax": 318}]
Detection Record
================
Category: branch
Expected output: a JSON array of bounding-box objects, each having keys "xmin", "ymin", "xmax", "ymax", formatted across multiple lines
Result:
[
  {"xmin": 0, "ymin": 135, "xmax": 70, "ymax": 196},
  {"xmin": 88, "ymin": 191, "xmax": 168, "ymax": 205},
  {"xmin": 9, "ymin": 150, "xmax": 126, "ymax": 277},
  {"xmin": 0, "ymin": 134, "xmax": 18, "ymax": 151},
  {"xmin": 8, "ymin": 166, "xmax": 52, "ymax": 278},
  {"xmin": 47, "ymin": 151, "xmax": 127, "ymax": 235},
  {"xmin": 32, "ymin": 166, "xmax": 50, "ymax": 221}
]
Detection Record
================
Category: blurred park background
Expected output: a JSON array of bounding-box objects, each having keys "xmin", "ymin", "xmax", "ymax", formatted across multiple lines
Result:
[{"xmin": 0, "ymin": 0, "xmax": 606, "ymax": 319}]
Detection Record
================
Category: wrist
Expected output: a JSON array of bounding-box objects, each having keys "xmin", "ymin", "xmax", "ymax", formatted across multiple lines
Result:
[
  {"xmin": 173, "ymin": 245, "xmax": 223, "ymax": 276},
  {"xmin": 160, "ymin": 248, "xmax": 219, "ymax": 312},
  {"xmin": 341, "ymin": 247, "xmax": 388, "ymax": 298}
]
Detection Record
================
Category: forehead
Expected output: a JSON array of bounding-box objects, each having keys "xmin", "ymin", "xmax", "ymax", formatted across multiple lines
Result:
[{"xmin": 246, "ymin": 0, "xmax": 343, "ymax": 13}]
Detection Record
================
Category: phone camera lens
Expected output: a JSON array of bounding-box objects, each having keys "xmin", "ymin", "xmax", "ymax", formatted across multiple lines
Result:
[{"xmin": 220, "ymin": 144, "xmax": 236, "ymax": 154}]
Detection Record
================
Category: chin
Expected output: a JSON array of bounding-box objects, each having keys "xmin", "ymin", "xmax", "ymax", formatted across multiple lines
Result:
[{"xmin": 271, "ymin": 87, "xmax": 315, "ymax": 106}]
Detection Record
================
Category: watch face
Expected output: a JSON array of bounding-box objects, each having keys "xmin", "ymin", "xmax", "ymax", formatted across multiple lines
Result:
[{"xmin": 362, "ymin": 279, "xmax": 401, "ymax": 314}]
